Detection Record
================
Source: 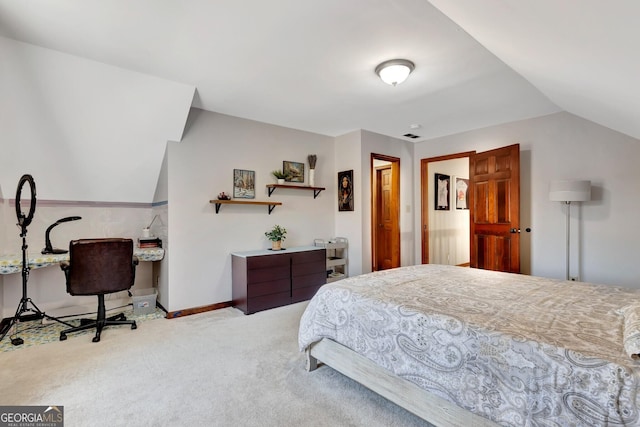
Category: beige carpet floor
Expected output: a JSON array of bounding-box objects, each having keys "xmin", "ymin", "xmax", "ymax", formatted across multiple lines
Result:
[{"xmin": 0, "ymin": 301, "xmax": 429, "ymax": 427}]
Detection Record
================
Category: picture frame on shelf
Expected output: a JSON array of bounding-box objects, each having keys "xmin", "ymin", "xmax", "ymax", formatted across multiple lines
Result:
[
  {"xmin": 233, "ymin": 169, "xmax": 255, "ymax": 199},
  {"xmin": 283, "ymin": 161, "xmax": 304, "ymax": 183},
  {"xmin": 435, "ymin": 173, "xmax": 450, "ymax": 210}
]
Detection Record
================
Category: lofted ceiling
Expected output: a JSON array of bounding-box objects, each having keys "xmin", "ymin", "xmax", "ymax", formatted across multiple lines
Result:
[{"xmin": 0, "ymin": 0, "xmax": 637, "ymax": 143}]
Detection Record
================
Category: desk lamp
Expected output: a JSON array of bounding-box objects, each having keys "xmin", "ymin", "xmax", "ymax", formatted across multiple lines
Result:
[{"xmin": 42, "ymin": 216, "xmax": 82, "ymax": 254}]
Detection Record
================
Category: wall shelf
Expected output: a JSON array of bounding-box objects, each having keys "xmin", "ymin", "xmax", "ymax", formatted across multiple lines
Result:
[
  {"xmin": 266, "ymin": 184, "xmax": 325, "ymax": 199},
  {"xmin": 210, "ymin": 199, "xmax": 282, "ymax": 214}
]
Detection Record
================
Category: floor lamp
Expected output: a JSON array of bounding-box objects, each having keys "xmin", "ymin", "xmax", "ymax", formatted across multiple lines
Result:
[{"xmin": 549, "ymin": 180, "xmax": 591, "ymax": 280}]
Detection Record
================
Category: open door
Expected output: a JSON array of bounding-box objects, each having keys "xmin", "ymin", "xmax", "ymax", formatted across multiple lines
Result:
[
  {"xmin": 371, "ymin": 153, "xmax": 400, "ymax": 271},
  {"xmin": 470, "ymin": 144, "xmax": 520, "ymax": 273}
]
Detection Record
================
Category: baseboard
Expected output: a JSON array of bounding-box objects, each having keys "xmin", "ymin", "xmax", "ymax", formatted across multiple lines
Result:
[
  {"xmin": 457, "ymin": 262, "xmax": 470, "ymax": 267},
  {"xmin": 166, "ymin": 301, "xmax": 233, "ymax": 319}
]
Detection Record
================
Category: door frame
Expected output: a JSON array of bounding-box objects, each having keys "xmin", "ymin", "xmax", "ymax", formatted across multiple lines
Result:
[
  {"xmin": 371, "ymin": 153, "xmax": 400, "ymax": 271},
  {"xmin": 420, "ymin": 151, "xmax": 475, "ymax": 264}
]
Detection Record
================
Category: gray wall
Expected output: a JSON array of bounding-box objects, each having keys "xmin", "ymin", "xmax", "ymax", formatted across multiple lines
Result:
[
  {"xmin": 164, "ymin": 109, "xmax": 336, "ymax": 312},
  {"xmin": 414, "ymin": 111, "xmax": 640, "ymax": 288}
]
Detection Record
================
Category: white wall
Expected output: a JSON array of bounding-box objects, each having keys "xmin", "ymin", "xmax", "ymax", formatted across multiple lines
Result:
[
  {"xmin": 428, "ymin": 158, "xmax": 470, "ymax": 265},
  {"xmin": 334, "ymin": 131, "xmax": 364, "ymax": 276},
  {"xmin": 0, "ymin": 36, "xmax": 194, "ymax": 203},
  {"xmin": 414, "ymin": 111, "xmax": 640, "ymax": 288},
  {"xmin": 152, "ymin": 147, "xmax": 170, "ymax": 309},
  {"xmin": 5, "ymin": 106, "xmax": 639, "ymax": 317},
  {"xmin": 164, "ymin": 109, "xmax": 336, "ymax": 312}
]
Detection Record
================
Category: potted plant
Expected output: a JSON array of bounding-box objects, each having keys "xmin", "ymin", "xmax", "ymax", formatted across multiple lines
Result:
[
  {"xmin": 271, "ymin": 170, "xmax": 289, "ymax": 184},
  {"xmin": 265, "ymin": 224, "xmax": 287, "ymax": 250}
]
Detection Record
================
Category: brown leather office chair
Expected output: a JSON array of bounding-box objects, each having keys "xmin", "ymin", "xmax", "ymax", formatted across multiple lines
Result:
[{"xmin": 59, "ymin": 238, "xmax": 139, "ymax": 342}]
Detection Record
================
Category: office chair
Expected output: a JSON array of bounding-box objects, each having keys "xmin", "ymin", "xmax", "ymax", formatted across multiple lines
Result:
[{"xmin": 59, "ymin": 238, "xmax": 139, "ymax": 342}]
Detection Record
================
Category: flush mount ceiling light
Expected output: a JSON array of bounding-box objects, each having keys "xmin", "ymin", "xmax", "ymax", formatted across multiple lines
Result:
[{"xmin": 375, "ymin": 59, "xmax": 415, "ymax": 86}]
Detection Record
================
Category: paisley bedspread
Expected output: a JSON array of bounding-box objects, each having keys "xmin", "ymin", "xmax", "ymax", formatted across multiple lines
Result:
[{"xmin": 298, "ymin": 264, "xmax": 640, "ymax": 426}]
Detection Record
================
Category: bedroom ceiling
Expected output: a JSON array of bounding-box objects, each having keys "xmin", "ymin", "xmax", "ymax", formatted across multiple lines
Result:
[{"xmin": 0, "ymin": 0, "xmax": 637, "ymax": 142}]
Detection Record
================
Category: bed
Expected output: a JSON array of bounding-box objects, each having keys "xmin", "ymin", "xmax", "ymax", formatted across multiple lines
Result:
[{"xmin": 298, "ymin": 264, "xmax": 640, "ymax": 426}]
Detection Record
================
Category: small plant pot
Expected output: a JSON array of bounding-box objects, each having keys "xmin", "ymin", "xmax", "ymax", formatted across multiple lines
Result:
[
  {"xmin": 271, "ymin": 240, "xmax": 282, "ymax": 250},
  {"xmin": 277, "ymin": 179, "xmax": 285, "ymax": 185}
]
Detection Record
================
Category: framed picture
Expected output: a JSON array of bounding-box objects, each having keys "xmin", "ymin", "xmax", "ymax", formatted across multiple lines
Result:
[
  {"xmin": 233, "ymin": 169, "xmax": 255, "ymax": 199},
  {"xmin": 434, "ymin": 173, "xmax": 450, "ymax": 210},
  {"xmin": 455, "ymin": 177, "xmax": 469, "ymax": 210},
  {"xmin": 283, "ymin": 161, "xmax": 304, "ymax": 183},
  {"xmin": 338, "ymin": 170, "xmax": 354, "ymax": 211}
]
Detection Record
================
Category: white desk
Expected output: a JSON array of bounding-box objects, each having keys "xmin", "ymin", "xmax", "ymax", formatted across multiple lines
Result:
[{"xmin": 0, "ymin": 247, "xmax": 165, "ymax": 275}]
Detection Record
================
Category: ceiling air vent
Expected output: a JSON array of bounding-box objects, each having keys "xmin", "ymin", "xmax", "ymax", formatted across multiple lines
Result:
[{"xmin": 403, "ymin": 133, "xmax": 420, "ymax": 139}]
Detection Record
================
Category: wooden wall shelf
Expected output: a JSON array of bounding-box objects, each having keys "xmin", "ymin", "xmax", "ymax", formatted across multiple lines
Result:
[
  {"xmin": 210, "ymin": 199, "xmax": 282, "ymax": 214},
  {"xmin": 266, "ymin": 184, "xmax": 325, "ymax": 199}
]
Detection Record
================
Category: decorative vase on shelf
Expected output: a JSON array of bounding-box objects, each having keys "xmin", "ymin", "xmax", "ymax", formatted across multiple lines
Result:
[
  {"xmin": 277, "ymin": 179, "xmax": 285, "ymax": 185},
  {"xmin": 309, "ymin": 169, "xmax": 315, "ymax": 187}
]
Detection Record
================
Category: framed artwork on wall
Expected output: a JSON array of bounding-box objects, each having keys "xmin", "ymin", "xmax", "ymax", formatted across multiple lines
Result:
[
  {"xmin": 233, "ymin": 169, "xmax": 255, "ymax": 199},
  {"xmin": 434, "ymin": 173, "xmax": 450, "ymax": 210},
  {"xmin": 283, "ymin": 161, "xmax": 304, "ymax": 183},
  {"xmin": 456, "ymin": 177, "xmax": 469, "ymax": 210},
  {"xmin": 338, "ymin": 170, "xmax": 354, "ymax": 211}
]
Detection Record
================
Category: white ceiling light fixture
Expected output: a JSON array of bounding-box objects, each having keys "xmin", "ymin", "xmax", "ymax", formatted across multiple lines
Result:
[{"xmin": 375, "ymin": 59, "xmax": 415, "ymax": 86}]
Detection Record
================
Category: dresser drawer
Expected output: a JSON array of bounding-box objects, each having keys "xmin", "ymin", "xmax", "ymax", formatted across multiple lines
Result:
[
  {"xmin": 292, "ymin": 271, "xmax": 326, "ymax": 289},
  {"xmin": 247, "ymin": 292, "xmax": 290, "ymax": 314},
  {"xmin": 247, "ymin": 278, "xmax": 290, "ymax": 298},
  {"xmin": 291, "ymin": 260, "xmax": 325, "ymax": 277},
  {"xmin": 247, "ymin": 265, "xmax": 290, "ymax": 284},
  {"xmin": 247, "ymin": 253, "xmax": 289, "ymax": 270},
  {"xmin": 292, "ymin": 249, "xmax": 325, "ymax": 264},
  {"xmin": 292, "ymin": 284, "xmax": 323, "ymax": 303}
]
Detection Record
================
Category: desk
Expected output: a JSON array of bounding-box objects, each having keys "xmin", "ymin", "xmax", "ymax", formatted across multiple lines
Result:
[{"xmin": 0, "ymin": 247, "xmax": 165, "ymax": 275}]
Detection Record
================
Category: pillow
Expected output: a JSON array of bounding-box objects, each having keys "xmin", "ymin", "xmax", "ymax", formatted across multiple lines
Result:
[{"xmin": 618, "ymin": 303, "xmax": 640, "ymax": 360}]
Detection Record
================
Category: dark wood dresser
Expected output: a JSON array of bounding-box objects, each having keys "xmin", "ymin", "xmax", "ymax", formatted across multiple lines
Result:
[{"xmin": 231, "ymin": 246, "xmax": 326, "ymax": 314}]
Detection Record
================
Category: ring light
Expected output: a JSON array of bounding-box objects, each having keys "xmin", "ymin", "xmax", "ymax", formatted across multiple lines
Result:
[{"xmin": 15, "ymin": 174, "xmax": 36, "ymax": 228}]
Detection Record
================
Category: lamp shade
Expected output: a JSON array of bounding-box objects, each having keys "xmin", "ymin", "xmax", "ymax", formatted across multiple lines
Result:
[
  {"xmin": 549, "ymin": 180, "xmax": 591, "ymax": 202},
  {"xmin": 375, "ymin": 59, "xmax": 415, "ymax": 86}
]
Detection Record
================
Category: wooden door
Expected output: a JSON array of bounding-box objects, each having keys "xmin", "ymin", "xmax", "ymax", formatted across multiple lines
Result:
[
  {"xmin": 372, "ymin": 154, "xmax": 400, "ymax": 271},
  {"xmin": 376, "ymin": 167, "xmax": 393, "ymax": 269},
  {"xmin": 470, "ymin": 144, "xmax": 520, "ymax": 273}
]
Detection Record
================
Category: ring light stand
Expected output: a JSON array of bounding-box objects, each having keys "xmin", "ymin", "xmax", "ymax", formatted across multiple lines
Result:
[{"xmin": 0, "ymin": 175, "xmax": 73, "ymax": 345}]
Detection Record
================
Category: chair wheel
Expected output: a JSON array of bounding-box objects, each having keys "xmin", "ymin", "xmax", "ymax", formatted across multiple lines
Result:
[
  {"xmin": 131, "ymin": 322, "xmax": 137, "ymax": 330},
  {"xmin": 92, "ymin": 335, "xmax": 101, "ymax": 343},
  {"xmin": 60, "ymin": 333, "xmax": 67, "ymax": 341}
]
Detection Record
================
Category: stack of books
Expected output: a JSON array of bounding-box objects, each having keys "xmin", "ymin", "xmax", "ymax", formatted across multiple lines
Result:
[{"xmin": 138, "ymin": 237, "xmax": 162, "ymax": 248}]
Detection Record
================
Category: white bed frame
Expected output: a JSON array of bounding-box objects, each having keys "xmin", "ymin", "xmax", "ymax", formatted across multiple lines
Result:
[{"xmin": 306, "ymin": 338, "xmax": 499, "ymax": 427}]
